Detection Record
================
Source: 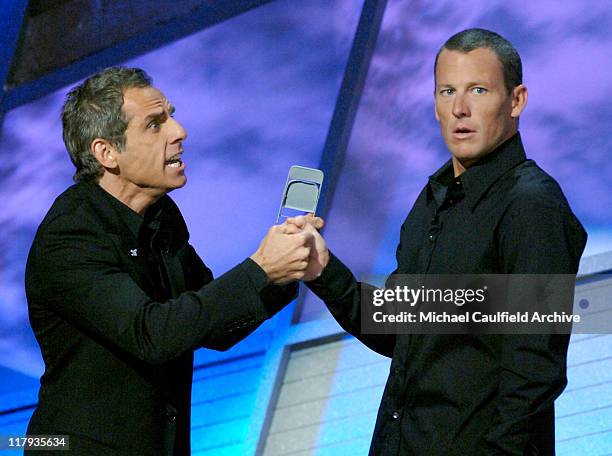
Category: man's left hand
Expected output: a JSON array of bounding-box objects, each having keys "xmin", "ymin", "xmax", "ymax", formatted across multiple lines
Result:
[{"xmin": 284, "ymin": 214, "xmax": 329, "ymax": 281}]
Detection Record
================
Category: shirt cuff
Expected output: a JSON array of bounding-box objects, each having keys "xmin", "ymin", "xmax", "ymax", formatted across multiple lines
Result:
[
  {"xmin": 306, "ymin": 251, "xmax": 355, "ymax": 298},
  {"xmin": 241, "ymin": 257, "xmax": 270, "ymax": 294},
  {"xmin": 241, "ymin": 257, "xmax": 299, "ymax": 317}
]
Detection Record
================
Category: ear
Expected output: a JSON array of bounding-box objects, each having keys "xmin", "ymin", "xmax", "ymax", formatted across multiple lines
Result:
[
  {"xmin": 510, "ymin": 84, "xmax": 528, "ymax": 118},
  {"xmin": 434, "ymin": 93, "xmax": 440, "ymax": 122},
  {"xmin": 91, "ymin": 139, "xmax": 119, "ymax": 169}
]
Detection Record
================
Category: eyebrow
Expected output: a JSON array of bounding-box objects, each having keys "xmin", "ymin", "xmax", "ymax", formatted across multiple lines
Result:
[
  {"xmin": 436, "ymin": 81, "xmax": 489, "ymax": 88},
  {"xmin": 141, "ymin": 103, "xmax": 175, "ymax": 126},
  {"xmin": 143, "ymin": 110, "xmax": 164, "ymax": 124}
]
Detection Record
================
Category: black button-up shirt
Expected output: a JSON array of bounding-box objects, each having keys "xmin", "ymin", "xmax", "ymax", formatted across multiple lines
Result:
[
  {"xmin": 309, "ymin": 133, "xmax": 587, "ymax": 455},
  {"xmin": 100, "ymin": 193, "xmax": 174, "ymax": 301},
  {"xmin": 397, "ymin": 133, "xmax": 585, "ymax": 276}
]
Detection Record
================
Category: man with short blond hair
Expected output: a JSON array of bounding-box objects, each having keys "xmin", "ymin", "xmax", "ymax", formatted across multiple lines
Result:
[{"xmin": 293, "ymin": 29, "xmax": 587, "ymax": 455}]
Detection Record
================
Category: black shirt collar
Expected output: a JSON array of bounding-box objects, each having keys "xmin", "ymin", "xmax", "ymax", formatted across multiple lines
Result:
[{"xmin": 428, "ymin": 132, "xmax": 527, "ymax": 211}]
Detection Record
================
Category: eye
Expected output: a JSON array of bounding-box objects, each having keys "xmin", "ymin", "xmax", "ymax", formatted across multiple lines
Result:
[
  {"xmin": 147, "ymin": 120, "xmax": 160, "ymax": 130},
  {"xmin": 472, "ymin": 87, "xmax": 488, "ymax": 94},
  {"xmin": 439, "ymin": 88, "xmax": 454, "ymax": 96}
]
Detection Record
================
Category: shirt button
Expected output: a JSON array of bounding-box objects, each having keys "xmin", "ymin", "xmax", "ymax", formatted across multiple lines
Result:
[
  {"xmin": 429, "ymin": 234, "xmax": 435, "ymax": 241},
  {"xmin": 392, "ymin": 410, "xmax": 401, "ymax": 420},
  {"xmin": 393, "ymin": 366, "xmax": 403, "ymax": 375}
]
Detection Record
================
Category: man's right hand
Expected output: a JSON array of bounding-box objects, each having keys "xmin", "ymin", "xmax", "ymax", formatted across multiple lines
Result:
[{"xmin": 250, "ymin": 225, "xmax": 314, "ymax": 284}]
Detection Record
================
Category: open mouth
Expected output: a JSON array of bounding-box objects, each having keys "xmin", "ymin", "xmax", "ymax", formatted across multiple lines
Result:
[
  {"xmin": 454, "ymin": 127, "xmax": 474, "ymax": 134},
  {"xmin": 165, "ymin": 154, "xmax": 183, "ymax": 168},
  {"xmin": 453, "ymin": 127, "xmax": 475, "ymax": 139}
]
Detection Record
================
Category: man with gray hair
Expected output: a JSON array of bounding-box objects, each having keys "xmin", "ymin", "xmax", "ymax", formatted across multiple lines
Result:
[
  {"xmin": 25, "ymin": 67, "xmax": 314, "ymax": 455},
  {"xmin": 291, "ymin": 28, "xmax": 587, "ymax": 455}
]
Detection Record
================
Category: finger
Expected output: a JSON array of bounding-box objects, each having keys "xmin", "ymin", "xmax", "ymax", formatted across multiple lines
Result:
[
  {"xmin": 280, "ymin": 223, "xmax": 302, "ymax": 235},
  {"xmin": 311, "ymin": 216, "xmax": 324, "ymax": 230},
  {"xmin": 286, "ymin": 216, "xmax": 306, "ymax": 228},
  {"xmin": 298, "ymin": 246, "xmax": 311, "ymax": 260},
  {"xmin": 298, "ymin": 230, "xmax": 315, "ymax": 245},
  {"xmin": 304, "ymin": 213, "xmax": 324, "ymax": 230},
  {"xmin": 304, "ymin": 223, "xmax": 321, "ymax": 237},
  {"xmin": 269, "ymin": 224, "xmax": 282, "ymax": 235}
]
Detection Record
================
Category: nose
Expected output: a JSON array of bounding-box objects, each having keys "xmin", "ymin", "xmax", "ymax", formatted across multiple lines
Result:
[
  {"xmin": 169, "ymin": 117, "xmax": 187, "ymax": 142},
  {"xmin": 452, "ymin": 93, "xmax": 470, "ymax": 118}
]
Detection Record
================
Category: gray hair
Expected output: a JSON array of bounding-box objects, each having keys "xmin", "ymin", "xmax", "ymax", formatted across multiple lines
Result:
[{"xmin": 61, "ymin": 67, "xmax": 152, "ymax": 182}]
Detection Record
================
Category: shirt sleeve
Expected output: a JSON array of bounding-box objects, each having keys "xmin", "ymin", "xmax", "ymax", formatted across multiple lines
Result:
[
  {"xmin": 26, "ymin": 212, "xmax": 297, "ymax": 365},
  {"xmin": 477, "ymin": 189, "xmax": 587, "ymax": 455},
  {"xmin": 242, "ymin": 257, "xmax": 270, "ymax": 291},
  {"xmin": 242, "ymin": 256, "xmax": 299, "ymax": 317},
  {"xmin": 306, "ymin": 252, "xmax": 396, "ymax": 358}
]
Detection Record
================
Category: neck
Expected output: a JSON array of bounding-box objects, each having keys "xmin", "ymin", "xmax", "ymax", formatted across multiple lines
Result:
[
  {"xmin": 452, "ymin": 130, "xmax": 519, "ymax": 177},
  {"xmin": 97, "ymin": 173, "xmax": 161, "ymax": 216},
  {"xmin": 452, "ymin": 158, "xmax": 470, "ymax": 177}
]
